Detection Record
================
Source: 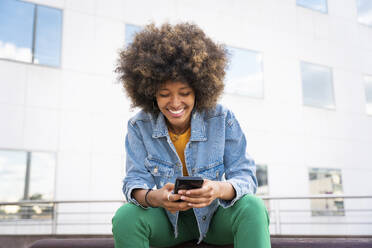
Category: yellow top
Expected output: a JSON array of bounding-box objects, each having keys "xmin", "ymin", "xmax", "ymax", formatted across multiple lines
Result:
[{"xmin": 168, "ymin": 127, "xmax": 191, "ymax": 176}]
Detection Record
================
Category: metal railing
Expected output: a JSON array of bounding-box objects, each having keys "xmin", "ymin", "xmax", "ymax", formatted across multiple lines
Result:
[
  {"xmin": 260, "ymin": 195, "xmax": 372, "ymax": 235},
  {"xmin": 0, "ymin": 195, "xmax": 371, "ymax": 235}
]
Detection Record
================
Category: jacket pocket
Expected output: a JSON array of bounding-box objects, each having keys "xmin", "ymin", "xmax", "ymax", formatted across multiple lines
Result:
[
  {"xmin": 144, "ymin": 156, "xmax": 174, "ymax": 178},
  {"xmin": 195, "ymin": 161, "xmax": 224, "ymax": 180}
]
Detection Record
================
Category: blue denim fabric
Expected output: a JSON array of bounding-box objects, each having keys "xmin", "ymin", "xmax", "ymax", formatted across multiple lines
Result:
[{"xmin": 122, "ymin": 104, "xmax": 257, "ymax": 243}]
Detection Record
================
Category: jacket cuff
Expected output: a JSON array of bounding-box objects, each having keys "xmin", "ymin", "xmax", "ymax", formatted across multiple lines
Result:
[
  {"xmin": 218, "ymin": 180, "xmax": 242, "ymax": 208},
  {"xmin": 125, "ymin": 185, "xmax": 151, "ymax": 210}
]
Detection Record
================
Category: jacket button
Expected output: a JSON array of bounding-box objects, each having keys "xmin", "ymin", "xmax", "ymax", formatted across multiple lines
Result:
[{"xmin": 202, "ymin": 216, "xmax": 206, "ymax": 221}]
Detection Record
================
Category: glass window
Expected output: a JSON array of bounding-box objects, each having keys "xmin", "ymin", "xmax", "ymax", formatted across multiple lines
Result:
[
  {"xmin": 296, "ymin": 0, "xmax": 328, "ymax": 13},
  {"xmin": 309, "ymin": 168, "xmax": 344, "ymax": 216},
  {"xmin": 225, "ymin": 46, "xmax": 264, "ymax": 98},
  {"xmin": 0, "ymin": 0, "xmax": 35, "ymax": 63},
  {"xmin": 256, "ymin": 164, "xmax": 270, "ymax": 211},
  {"xmin": 0, "ymin": 150, "xmax": 27, "ymax": 203},
  {"xmin": 0, "ymin": 150, "xmax": 55, "ymax": 220},
  {"xmin": 256, "ymin": 164, "xmax": 269, "ymax": 195},
  {"xmin": 0, "ymin": 0, "xmax": 62, "ymax": 67},
  {"xmin": 357, "ymin": 0, "xmax": 372, "ymax": 27},
  {"xmin": 34, "ymin": 5, "xmax": 62, "ymax": 67},
  {"xmin": 125, "ymin": 24, "xmax": 142, "ymax": 46},
  {"xmin": 365, "ymin": 75, "xmax": 372, "ymax": 115},
  {"xmin": 300, "ymin": 61, "xmax": 335, "ymax": 109},
  {"xmin": 29, "ymin": 152, "xmax": 56, "ymax": 201}
]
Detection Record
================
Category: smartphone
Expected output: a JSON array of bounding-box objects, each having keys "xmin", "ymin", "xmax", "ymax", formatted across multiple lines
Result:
[{"xmin": 174, "ymin": 176, "xmax": 204, "ymax": 195}]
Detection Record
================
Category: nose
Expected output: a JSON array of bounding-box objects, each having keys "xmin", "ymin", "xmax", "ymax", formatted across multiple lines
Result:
[{"xmin": 170, "ymin": 95, "xmax": 181, "ymax": 108}]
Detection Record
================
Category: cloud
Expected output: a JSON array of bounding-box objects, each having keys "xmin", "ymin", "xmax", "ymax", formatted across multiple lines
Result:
[
  {"xmin": 0, "ymin": 40, "xmax": 32, "ymax": 62},
  {"xmin": 358, "ymin": 13, "xmax": 372, "ymax": 26}
]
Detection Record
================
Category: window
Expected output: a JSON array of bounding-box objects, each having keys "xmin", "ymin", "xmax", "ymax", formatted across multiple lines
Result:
[
  {"xmin": 0, "ymin": 150, "xmax": 56, "ymax": 220},
  {"xmin": 225, "ymin": 46, "xmax": 264, "ymax": 98},
  {"xmin": 357, "ymin": 0, "xmax": 372, "ymax": 27},
  {"xmin": 256, "ymin": 164, "xmax": 270, "ymax": 211},
  {"xmin": 0, "ymin": 0, "xmax": 62, "ymax": 67},
  {"xmin": 309, "ymin": 168, "xmax": 344, "ymax": 216},
  {"xmin": 256, "ymin": 164, "xmax": 269, "ymax": 195},
  {"xmin": 296, "ymin": 0, "xmax": 328, "ymax": 13},
  {"xmin": 125, "ymin": 24, "xmax": 142, "ymax": 46},
  {"xmin": 300, "ymin": 61, "xmax": 335, "ymax": 109},
  {"xmin": 365, "ymin": 75, "xmax": 372, "ymax": 115}
]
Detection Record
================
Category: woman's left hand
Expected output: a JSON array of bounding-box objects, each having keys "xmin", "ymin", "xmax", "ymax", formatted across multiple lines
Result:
[{"xmin": 177, "ymin": 179, "xmax": 221, "ymax": 208}]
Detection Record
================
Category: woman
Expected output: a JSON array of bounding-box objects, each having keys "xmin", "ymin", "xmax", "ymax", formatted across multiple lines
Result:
[{"xmin": 112, "ymin": 23, "xmax": 271, "ymax": 248}]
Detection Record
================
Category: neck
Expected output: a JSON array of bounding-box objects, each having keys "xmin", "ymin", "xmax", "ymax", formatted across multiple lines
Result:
[{"xmin": 167, "ymin": 122, "xmax": 190, "ymax": 135}]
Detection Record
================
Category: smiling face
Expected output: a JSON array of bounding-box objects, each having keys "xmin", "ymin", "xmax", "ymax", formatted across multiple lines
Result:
[{"xmin": 156, "ymin": 81, "xmax": 195, "ymax": 133}]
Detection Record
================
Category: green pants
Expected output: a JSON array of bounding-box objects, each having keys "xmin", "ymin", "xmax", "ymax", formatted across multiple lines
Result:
[{"xmin": 112, "ymin": 195, "xmax": 271, "ymax": 248}]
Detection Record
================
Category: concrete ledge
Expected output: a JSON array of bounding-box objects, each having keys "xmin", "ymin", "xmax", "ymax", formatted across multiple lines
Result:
[
  {"xmin": 0, "ymin": 235, "xmax": 111, "ymax": 248},
  {"xmin": 28, "ymin": 236, "xmax": 372, "ymax": 248}
]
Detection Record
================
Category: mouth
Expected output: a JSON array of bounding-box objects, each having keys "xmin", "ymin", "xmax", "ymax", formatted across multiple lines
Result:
[{"xmin": 167, "ymin": 108, "xmax": 185, "ymax": 117}]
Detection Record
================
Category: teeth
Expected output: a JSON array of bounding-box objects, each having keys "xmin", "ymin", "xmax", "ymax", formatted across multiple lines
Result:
[{"xmin": 169, "ymin": 109, "xmax": 184, "ymax": 114}]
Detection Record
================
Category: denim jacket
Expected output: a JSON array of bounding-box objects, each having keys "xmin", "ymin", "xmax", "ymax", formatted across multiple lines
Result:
[{"xmin": 122, "ymin": 104, "xmax": 257, "ymax": 243}]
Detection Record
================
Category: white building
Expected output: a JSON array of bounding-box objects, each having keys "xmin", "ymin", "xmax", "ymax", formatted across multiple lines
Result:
[{"xmin": 0, "ymin": 0, "xmax": 372, "ymax": 236}]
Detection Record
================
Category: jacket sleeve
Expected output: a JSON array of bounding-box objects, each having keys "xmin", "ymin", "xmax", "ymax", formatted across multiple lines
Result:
[
  {"xmin": 219, "ymin": 110, "xmax": 257, "ymax": 208},
  {"xmin": 122, "ymin": 120, "xmax": 155, "ymax": 209}
]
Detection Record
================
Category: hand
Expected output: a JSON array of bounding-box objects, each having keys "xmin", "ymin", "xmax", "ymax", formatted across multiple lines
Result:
[
  {"xmin": 177, "ymin": 179, "xmax": 221, "ymax": 208},
  {"xmin": 149, "ymin": 183, "xmax": 192, "ymax": 214}
]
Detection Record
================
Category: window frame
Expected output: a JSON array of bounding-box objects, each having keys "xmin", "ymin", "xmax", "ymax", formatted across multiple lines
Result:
[
  {"xmin": 0, "ymin": 1, "xmax": 63, "ymax": 68},
  {"xmin": 308, "ymin": 167, "xmax": 345, "ymax": 217},
  {"xmin": 256, "ymin": 163, "xmax": 269, "ymax": 196},
  {"xmin": 255, "ymin": 163, "xmax": 271, "ymax": 212},
  {"xmin": 0, "ymin": 148, "xmax": 57, "ymax": 220},
  {"xmin": 356, "ymin": 0, "xmax": 372, "ymax": 28},
  {"xmin": 300, "ymin": 61, "xmax": 336, "ymax": 110},
  {"xmin": 224, "ymin": 45, "xmax": 265, "ymax": 99},
  {"xmin": 296, "ymin": 0, "xmax": 328, "ymax": 14},
  {"xmin": 0, "ymin": 148, "xmax": 57, "ymax": 202},
  {"xmin": 125, "ymin": 23, "xmax": 143, "ymax": 46},
  {"xmin": 364, "ymin": 74, "xmax": 372, "ymax": 116}
]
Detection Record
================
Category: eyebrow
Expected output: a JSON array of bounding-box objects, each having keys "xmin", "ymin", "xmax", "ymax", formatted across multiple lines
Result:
[{"xmin": 158, "ymin": 86, "xmax": 191, "ymax": 91}]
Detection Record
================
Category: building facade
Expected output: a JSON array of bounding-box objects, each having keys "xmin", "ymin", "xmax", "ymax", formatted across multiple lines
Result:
[{"xmin": 1, "ymin": 0, "xmax": 372, "ymax": 235}]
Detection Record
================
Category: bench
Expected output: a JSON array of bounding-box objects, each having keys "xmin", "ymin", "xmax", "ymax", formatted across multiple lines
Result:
[{"xmin": 29, "ymin": 236, "xmax": 372, "ymax": 248}]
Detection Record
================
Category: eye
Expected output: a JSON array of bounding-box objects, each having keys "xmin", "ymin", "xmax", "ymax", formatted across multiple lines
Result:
[
  {"xmin": 179, "ymin": 92, "xmax": 191, "ymax": 97},
  {"xmin": 158, "ymin": 93, "xmax": 170, "ymax": 98}
]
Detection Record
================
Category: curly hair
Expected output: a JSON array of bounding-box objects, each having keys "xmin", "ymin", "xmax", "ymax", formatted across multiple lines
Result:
[{"xmin": 116, "ymin": 22, "xmax": 228, "ymax": 114}]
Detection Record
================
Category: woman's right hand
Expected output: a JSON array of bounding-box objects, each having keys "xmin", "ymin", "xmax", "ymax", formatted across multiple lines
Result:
[{"xmin": 149, "ymin": 183, "xmax": 192, "ymax": 213}]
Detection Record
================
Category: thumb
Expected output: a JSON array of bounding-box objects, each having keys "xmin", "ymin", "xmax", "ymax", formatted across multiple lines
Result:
[{"xmin": 164, "ymin": 183, "xmax": 175, "ymax": 191}]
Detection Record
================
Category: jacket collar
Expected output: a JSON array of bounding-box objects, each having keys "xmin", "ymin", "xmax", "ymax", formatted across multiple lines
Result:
[{"xmin": 151, "ymin": 110, "xmax": 207, "ymax": 141}]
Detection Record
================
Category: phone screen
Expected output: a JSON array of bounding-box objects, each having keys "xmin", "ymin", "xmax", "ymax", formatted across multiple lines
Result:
[{"xmin": 174, "ymin": 176, "xmax": 204, "ymax": 194}]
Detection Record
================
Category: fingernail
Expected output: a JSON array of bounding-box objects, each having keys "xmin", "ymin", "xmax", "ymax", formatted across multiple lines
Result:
[
  {"xmin": 186, "ymin": 191, "xmax": 190, "ymax": 195},
  {"xmin": 181, "ymin": 196, "xmax": 185, "ymax": 200},
  {"xmin": 188, "ymin": 203, "xmax": 192, "ymax": 206}
]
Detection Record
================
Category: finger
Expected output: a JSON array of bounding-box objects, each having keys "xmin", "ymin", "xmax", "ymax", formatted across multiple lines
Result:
[
  {"xmin": 180, "ymin": 195, "xmax": 209, "ymax": 204},
  {"xmin": 179, "ymin": 206, "xmax": 192, "ymax": 212},
  {"xmin": 167, "ymin": 202, "xmax": 189, "ymax": 212},
  {"xmin": 187, "ymin": 202, "xmax": 210, "ymax": 208},
  {"xmin": 165, "ymin": 200, "xmax": 188, "ymax": 209},
  {"xmin": 185, "ymin": 186, "xmax": 211, "ymax": 197},
  {"xmin": 167, "ymin": 193, "xmax": 181, "ymax": 202},
  {"xmin": 164, "ymin": 183, "xmax": 175, "ymax": 190},
  {"xmin": 177, "ymin": 189, "xmax": 186, "ymax": 195},
  {"xmin": 177, "ymin": 202, "xmax": 191, "ymax": 211}
]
